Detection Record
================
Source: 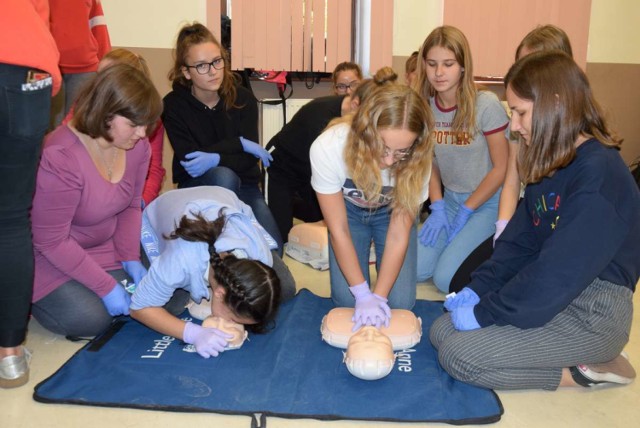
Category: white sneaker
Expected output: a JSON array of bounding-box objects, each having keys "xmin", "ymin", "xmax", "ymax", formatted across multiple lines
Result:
[{"xmin": 573, "ymin": 352, "xmax": 636, "ymax": 387}]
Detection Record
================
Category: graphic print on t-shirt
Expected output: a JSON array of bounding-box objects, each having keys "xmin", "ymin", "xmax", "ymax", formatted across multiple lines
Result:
[{"xmin": 342, "ymin": 178, "xmax": 393, "ymax": 209}]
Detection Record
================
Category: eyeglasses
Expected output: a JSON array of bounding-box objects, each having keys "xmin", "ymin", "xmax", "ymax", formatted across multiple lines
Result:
[
  {"xmin": 382, "ymin": 146, "xmax": 413, "ymax": 161},
  {"xmin": 335, "ymin": 80, "xmax": 360, "ymax": 93},
  {"xmin": 185, "ymin": 57, "xmax": 225, "ymax": 74}
]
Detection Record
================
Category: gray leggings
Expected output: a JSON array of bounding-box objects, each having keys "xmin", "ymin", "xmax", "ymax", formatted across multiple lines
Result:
[
  {"xmin": 32, "ymin": 269, "xmax": 130, "ymax": 338},
  {"xmin": 429, "ymin": 278, "xmax": 633, "ymax": 391}
]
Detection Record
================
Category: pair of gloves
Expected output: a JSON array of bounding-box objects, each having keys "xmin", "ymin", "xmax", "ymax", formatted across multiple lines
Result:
[
  {"xmin": 419, "ymin": 200, "xmax": 474, "ymax": 247},
  {"xmin": 101, "ymin": 261, "xmax": 148, "ymax": 317},
  {"xmin": 180, "ymin": 137, "xmax": 273, "ymax": 178},
  {"xmin": 419, "ymin": 200, "xmax": 511, "ymax": 248},
  {"xmin": 444, "ymin": 287, "xmax": 481, "ymax": 331},
  {"xmin": 349, "ymin": 282, "xmax": 392, "ymax": 331},
  {"xmin": 183, "ymin": 321, "xmax": 233, "ymax": 358}
]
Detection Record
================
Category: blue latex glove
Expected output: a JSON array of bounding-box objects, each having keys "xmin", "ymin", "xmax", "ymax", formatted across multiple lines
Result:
[
  {"xmin": 418, "ymin": 199, "xmax": 449, "ymax": 247},
  {"xmin": 447, "ymin": 204, "xmax": 474, "ymax": 244},
  {"xmin": 451, "ymin": 305, "xmax": 481, "ymax": 331},
  {"xmin": 240, "ymin": 136, "xmax": 273, "ymax": 167},
  {"xmin": 444, "ymin": 287, "xmax": 480, "ymax": 312},
  {"xmin": 349, "ymin": 282, "xmax": 392, "ymax": 331},
  {"xmin": 183, "ymin": 322, "xmax": 233, "ymax": 358},
  {"xmin": 180, "ymin": 151, "xmax": 221, "ymax": 178},
  {"xmin": 121, "ymin": 260, "xmax": 147, "ymax": 287},
  {"xmin": 101, "ymin": 284, "xmax": 131, "ymax": 316}
]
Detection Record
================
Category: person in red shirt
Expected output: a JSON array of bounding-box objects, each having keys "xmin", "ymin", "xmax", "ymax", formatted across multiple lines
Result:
[{"xmin": 49, "ymin": 0, "xmax": 111, "ymax": 127}]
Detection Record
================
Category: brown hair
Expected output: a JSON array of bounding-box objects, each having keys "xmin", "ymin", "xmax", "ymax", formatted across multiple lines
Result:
[
  {"xmin": 73, "ymin": 64, "xmax": 162, "ymax": 141},
  {"xmin": 349, "ymin": 66, "xmax": 398, "ymax": 106},
  {"xmin": 100, "ymin": 48, "xmax": 151, "ymax": 78},
  {"xmin": 169, "ymin": 22, "xmax": 238, "ymax": 111},
  {"xmin": 168, "ymin": 210, "xmax": 281, "ymax": 334},
  {"xmin": 415, "ymin": 26, "xmax": 478, "ymax": 135},
  {"xmin": 505, "ymin": 51, "xmax": 621, "ymax": 184},
  {"xmin": 515, "ymin": 25, "xmax": 573, "ymax": 61},
  {"xmin": 405, "ymin": 51, "xmax": 419, "ymax": 74},
  {"xmin": 332, "ymin": 61, "xmax": 363, "ymax": 86},
  {"xmin": 344, "ymin": 82, "xmax": 434, "ymax": 216}
]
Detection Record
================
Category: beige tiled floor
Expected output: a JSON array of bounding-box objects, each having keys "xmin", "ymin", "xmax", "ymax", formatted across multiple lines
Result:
[{"xmin": 3, "ymin": 255, "xmax": 640, "ymax": 428}]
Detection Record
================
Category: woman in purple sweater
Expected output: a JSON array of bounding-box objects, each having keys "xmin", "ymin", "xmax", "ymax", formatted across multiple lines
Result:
[{"xmin": 31, "ymin": 64, "xmax": 162, "ymax": 338}]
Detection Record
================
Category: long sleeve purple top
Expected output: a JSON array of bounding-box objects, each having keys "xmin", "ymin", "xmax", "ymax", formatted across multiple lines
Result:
[{"xmin": 32, "ymin": 125, "xmax": 150, "ymax": 302}]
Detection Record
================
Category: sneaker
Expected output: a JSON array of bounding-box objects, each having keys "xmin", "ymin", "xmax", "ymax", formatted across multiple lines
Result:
[
  {"xmin": 571, "ymin": 352, "xmax": 636, "ymax": 387},
  {"xmin": 0, "ymin": 347, "xmax": 32, "ymax": 389}
]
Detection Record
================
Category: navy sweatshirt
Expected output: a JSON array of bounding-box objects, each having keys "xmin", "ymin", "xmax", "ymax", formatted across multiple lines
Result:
[
  {"xmin": 162, "ymin": 83, "xmax": 260, "ymax": 185},
  {"xmin": 470, "ymin": 139, "xmax": 640, "ymax": 329}
]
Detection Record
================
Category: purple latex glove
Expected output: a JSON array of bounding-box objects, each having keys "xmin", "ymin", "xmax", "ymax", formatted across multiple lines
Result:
[
  {"xmin": 493, "ymin": 219, "xmax": 509, "ymax": 247},
  {"xmin": 180, "ymin": 151, "xmax": 220, "ymax": 178},
  {"xmin": 418, "ymin": 199, "xmax": 450, "ymax": 247},
  {"xmin": 183, "ymin": 322, "xmax": 233, "ymax": 358},
  {"xmin": 240, "ymin": 136, "xmax": 273, "ymax": 167},
  {"xmin": 447, "ymin": 204, "xmax": 474, "ymax": 244},
  {"xmin": 349, "ymin": 282, "xmax": 391, "ymax": 331},
  {"xmin": 443, "ymin": 287, "xmax": 480, "ymax": 312},
  {"xmin": 451, "ymin": 305, "xmax": 481, "ymax": 331},
  {"xmin": 101, "ymin": 284, "xmax": 131, "ymax": 316}
]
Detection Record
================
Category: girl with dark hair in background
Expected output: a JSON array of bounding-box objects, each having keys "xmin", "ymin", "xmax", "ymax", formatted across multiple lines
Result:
[
  {"xmin": 162, "ymin": 23, "xmax": 283, "ymax": 254},
  {"xmin": 331, "ymin": 61, "xmax": 363, "ymax": 96}
]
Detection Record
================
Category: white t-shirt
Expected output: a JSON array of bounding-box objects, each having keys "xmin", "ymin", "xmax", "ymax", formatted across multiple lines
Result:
[{"xmin": 310, "ymin": 123, "xmax": 429, "ymax": 209}]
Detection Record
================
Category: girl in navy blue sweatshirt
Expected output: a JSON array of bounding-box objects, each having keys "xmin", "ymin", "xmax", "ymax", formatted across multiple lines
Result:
[{"xmin": 430, "ymin": 51, "xmax": 640, "ymax": 390}]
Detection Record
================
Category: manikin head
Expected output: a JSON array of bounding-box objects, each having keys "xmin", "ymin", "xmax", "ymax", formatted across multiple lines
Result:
[
  {"xmin": 344, "ymin": 326, "xmax": 395, "ymax": 381},
  {"xmin": 202, "ymin": 316, "xmax": 248, "ymax": 350}
]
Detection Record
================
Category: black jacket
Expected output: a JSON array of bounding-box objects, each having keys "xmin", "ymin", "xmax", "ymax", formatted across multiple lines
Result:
[{"xmin": 162, "ymin": 83, "xmax": 260, "ymax": 185}]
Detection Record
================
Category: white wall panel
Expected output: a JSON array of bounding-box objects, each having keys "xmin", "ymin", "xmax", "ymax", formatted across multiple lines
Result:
[{"xmin": 102, "ymin": 0, "xmax": 206, "ymax": 48}]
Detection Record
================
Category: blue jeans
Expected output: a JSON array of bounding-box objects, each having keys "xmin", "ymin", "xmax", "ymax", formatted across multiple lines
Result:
[
  {"xmin": 417, "ymin": 189, "xmax": 500, "ymax": 293},
  {"xmin": 179, "ymin": 166, "xmax": 283, "ymax": 256},
  {"xmin": 0, "ymin": 63, "xmax": 52, "ymax": 347},
  {"xmin": 329, "ymin": 201, "xmax": 417, "ymax": 309}
]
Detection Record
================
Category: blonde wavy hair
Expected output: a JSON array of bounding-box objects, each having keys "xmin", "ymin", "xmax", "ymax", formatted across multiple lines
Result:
[
  {"xmin": 414, "ymin": 25, "xmax": 477, "ymax": 136},
  {"xmin": 343, "ymin": 82, "xmax": 434, "ymax": 216}
]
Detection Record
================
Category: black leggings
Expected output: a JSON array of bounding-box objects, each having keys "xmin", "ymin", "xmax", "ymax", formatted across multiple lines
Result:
[{"xmin": 448, "ymin": 236, "xmax": 494, "ymax": 293}]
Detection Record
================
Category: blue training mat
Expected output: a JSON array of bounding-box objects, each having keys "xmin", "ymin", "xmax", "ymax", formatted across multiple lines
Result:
[{"xmin": 33, "ymin": 289, "xmax": 503, "ymax": 425}]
